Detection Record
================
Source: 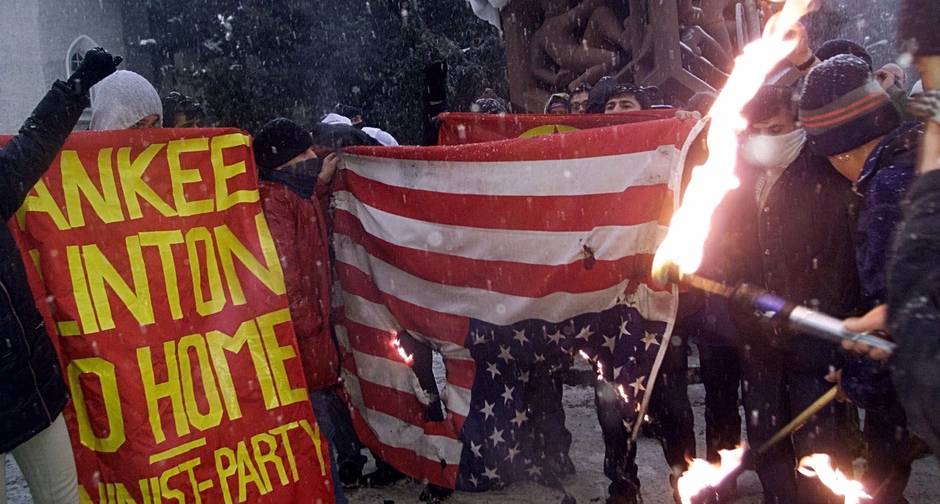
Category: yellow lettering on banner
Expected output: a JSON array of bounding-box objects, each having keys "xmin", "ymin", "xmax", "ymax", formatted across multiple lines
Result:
[
  {"xmin": 138, "ymin": 231, "xmax": 185, "ymax": 321},
  {"xmin": 269, "ymin": 422, "xmax": 300, "ymax": 483},
  {"xmin": 138, "ymin": 341, "xmax": 190, "ymax": 443},
  {"xmin": 23, "ymin": 179, "xmax": 70, "ymax": 230},
  {"xmin": 214, "ymin": 447, "xmax": 237, "ymax": 504},
  {"xmin": 177, "ymin": 334, "xmax": 223, "ymax": 432},
  {"xmin": 257, "ymin": 309, "xmax": 306, "ymax": 406},
  {"xmin": 67, "ymin": 357, "xmax": 125, "ymax": 452},
  {"xmin": 206, "ymin": 320, "xmax": 279, "ymax": 415},
  {"xmin": 251, "ymin": 432, "xmax": 290, "ymax": 490},
  {"xmin": 167, "ymin": 138, "xmax": 213, "ymax": 217},
  {"xmin": 236, "ymin": 441, "xmax": 270, "ymax": 499},
  {"xmin": 117, "ymin": 144, "xmax": 176, "ymax": 220},
  {"xmin": 60, "ymin": 149, "xmax": 125, "ymax": 228},
  {"xmin": 212, "ymin": 134, "xmax": 259, "ymax": 212},
  {"xmin": 185, "ymin": 227, "xmax": 226, "ymax": 316},
  {"xmin": 67, "ymin": 245, "xmax": 99, "ymax": 334},
  {"xmin": 78, "ymin": 485, "xmax": 94, "ymax": 504},
  {"xmin": 298, "ymin": 419, "xmax": 328, "ymax": 477},
  {"xmin": 83, "ymin": 238, "xmax": 155, "ymax": 330},
  {"xmin": 213, "ymin": 213, "xmax": 285, "ymax": 305},
  {"xmin": 159, "ymin": 466, "xmax": 186, "ymax": 504}
]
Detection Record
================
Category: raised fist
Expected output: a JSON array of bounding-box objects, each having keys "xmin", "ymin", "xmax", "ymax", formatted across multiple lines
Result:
[{"xmin": 67, "ymin": 47, "xmax": 123, "ymax": 95}]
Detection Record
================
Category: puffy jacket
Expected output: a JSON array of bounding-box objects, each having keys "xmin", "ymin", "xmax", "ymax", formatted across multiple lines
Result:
[
  {"xmin": 1, "ymin": 81, "xmax": 88, "ymax": 452},
  {"xmin": 260, "ymin": 177, "xmax": 340, "ymax": 391},
  {"xmin": 889, "ymin": 170, "xmax": 940, "ymax": 456}
]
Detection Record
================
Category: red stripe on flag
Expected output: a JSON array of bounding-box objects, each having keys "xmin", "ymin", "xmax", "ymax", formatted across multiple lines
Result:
[
  {"xmin": 341, "ymin": 170, "xmax": 673, "ymax": 231},
  {"xmin": 353, "ymin": 376, "xmax": 466, "ymax": 436},
  {"xmin": 334, "ymin": 208, "xmax": 654, "ymax": 296}
]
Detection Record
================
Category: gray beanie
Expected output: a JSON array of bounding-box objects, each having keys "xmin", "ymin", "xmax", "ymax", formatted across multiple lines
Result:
[{"xmin": 89, "ymin": 70, "xmax": 162, "ymax": 131}]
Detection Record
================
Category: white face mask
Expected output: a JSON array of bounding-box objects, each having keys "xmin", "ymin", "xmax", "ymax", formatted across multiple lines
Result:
[{"xmin": 740, "ymin": 128, "xmax": 806, "ymax": 170}]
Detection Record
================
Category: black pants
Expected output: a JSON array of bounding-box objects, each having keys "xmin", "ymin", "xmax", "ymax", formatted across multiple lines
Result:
[
  {"xmin": 595, "ymin": 338, "xmax": 695, "ymax": 497},
  {"xmin": 698, "ymin": 344, "xmax": 742, "ymax": 462},
  {"xmin": 527, "ymin": 359, "xmax": 573, "ymax": 475},
  {"xmin": 740, "ymin": 338, "xmax": 855, "ymax": 504},
  {"xmin": 864, "ymin": 401, "xmax": 915, "ymax": 504}
]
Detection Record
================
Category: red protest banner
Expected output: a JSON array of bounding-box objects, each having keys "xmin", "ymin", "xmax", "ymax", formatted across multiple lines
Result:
[
  {"xmin": 436, "ymin": 110, "xmax": 677, "ymax": 145},
  {"xmin": 6, "ymin": 129, "xmax": 334, "ymax": 504}
]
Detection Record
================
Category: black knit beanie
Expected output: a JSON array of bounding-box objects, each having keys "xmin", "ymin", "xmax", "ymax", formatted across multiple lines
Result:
[
  {"xmin": 253, "ymin": 118, "xmax": 312, "ymax": 171},
  {"xmin": 799, "ymin": 54, "xmax": 901, "ymax": 156},
  {"xmin": 815, "ymin": 39, "xmax": 873, "ymax": 70}
]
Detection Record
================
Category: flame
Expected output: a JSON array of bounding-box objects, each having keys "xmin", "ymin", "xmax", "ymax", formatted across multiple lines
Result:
[
  {"xmin": 390, "ymin": 336, "xmax": 413, "ymax": 364},
  {"xmin": 798, "ymin": 454, "xmax": 871, "ymax": 504},
  {"xmin": 677, "ymin": 447, "xmax": 746, "ymax": 504},
  {"xmin": 652, "ymin": 0, "xmax": 812, "ymax": 278}
]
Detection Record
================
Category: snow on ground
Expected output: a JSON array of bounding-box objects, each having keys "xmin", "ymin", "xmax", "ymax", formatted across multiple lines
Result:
[{"xmin": 4, "ymin": 382, "xmax": 938, "ymax": 503}]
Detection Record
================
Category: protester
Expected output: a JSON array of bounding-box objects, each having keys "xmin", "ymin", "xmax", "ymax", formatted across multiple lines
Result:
[
  {"xmin": 800, "ymin": 54, "xmax": 921, "ymax": 503},
  {"xmin": 335, "ymin": 103, "xmax": 365, "ymax": 128},
  {"xmin": 570, "ymin": 83, "xmax": 592, "ymax": 114},
  {"xmin": 603, "ymin": 83, "xmax": 651, "ymax": 114},
  {"xmin": 162, "ymin": 91, "xmax": 206, "ymax": 128},
  {"xmin": 471, "ymin": 88, "xmax": 510, "ymax": 114},
  {"xmin": 0, "ymin": 47, "xmax": 121, "ymax": 504},
  {"xmin": 544, "ymin": 92, "xmax": 571, "ymax": 114},
  {"xmin": 730, "ymin": 84, "xmax": 862, "ymax": 503},
  {"xmin": 89, "ymin": 70, "xmax": 162, "ymax": 130},
  {"xmin": 254, "ymin": 118, "xmax": 349, "ymax": 503},
  {"xmin": 321, "ymin": 112, "xmax": 399, "ymax": 146}
]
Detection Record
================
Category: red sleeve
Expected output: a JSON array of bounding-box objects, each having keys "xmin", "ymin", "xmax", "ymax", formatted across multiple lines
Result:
[{"xmin": 261, "ymin": 186, "xmax": 316, "ymax": 340}]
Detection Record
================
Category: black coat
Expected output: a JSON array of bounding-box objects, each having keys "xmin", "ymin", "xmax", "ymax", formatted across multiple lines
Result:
[
  {"xmin": 888, "ymin": 169, "xmax": 940, "ymax": 456},
  {"xmin": 0, "ymin": 81, "xmax": 87, "ymax": 452},
  {"xmin": 731, "ymin": 148, "xmax": 862, "ymax": 363}
]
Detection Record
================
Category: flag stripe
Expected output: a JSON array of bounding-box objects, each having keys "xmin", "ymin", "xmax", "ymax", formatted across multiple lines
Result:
[
  {"xmin": 334, "ymin": 192, "xmax": 668, "ymax": 263},
  {"xmin": 339, "ymin": 170, "xmax": 673, "ymax": 232},
  {"xmin": 336, "ymin": 236, "xmax": 635, "ymax": 325},
  {"xmin": 334, "ymin": 221, "xmax": 655, "ymax": 297},
  {"xmin": 341, "ymin": 148, "xmax": 679, "ymax": 196}
]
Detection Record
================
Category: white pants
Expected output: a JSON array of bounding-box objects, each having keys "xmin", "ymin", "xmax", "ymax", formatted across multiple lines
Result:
[{"xmin": 0, "ymin": 414, "xmax": 78, "ymax": 504}]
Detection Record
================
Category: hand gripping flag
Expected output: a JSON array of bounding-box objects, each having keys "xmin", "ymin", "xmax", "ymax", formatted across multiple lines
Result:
[{"xmin": 333, "ymin": 116, "xmax": 702, "ymax": 490}]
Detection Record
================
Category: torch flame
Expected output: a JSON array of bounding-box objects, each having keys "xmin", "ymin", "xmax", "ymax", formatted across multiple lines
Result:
[
  {"xmin": 677, "ymin": 447, "xmax": 746, "ymax": 504},
  {"xmin": 652, "ymin": 0, "xmax": 812, "ymax": 279},
  {"xmin": 798, "ymin": 454, "xmax": 871, "ymax": 504},
  {"xmin": 391, "ymin": 336, "xmax": 414, "ymax": 364}
]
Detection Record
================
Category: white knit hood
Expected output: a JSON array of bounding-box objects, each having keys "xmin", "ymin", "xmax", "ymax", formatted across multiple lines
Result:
[{"xmin": 89, "ymin": 70, "xmax": 162, "ymax": 131}]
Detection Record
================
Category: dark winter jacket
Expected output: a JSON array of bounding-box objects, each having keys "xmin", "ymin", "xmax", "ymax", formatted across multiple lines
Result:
[
  {"xmin": 888, "ymin": 170, "xmax": 940, "ymax": 456},
  {"xmin": 259, "ymin": 174, "xmax": 340, "ymax": 391},
  {"xmin": 854, "ymin": 122, "xmax": 922, "ymax": 309},
  {"xmin": 842, "ymin": 122, "xmax": 921, "ymax": 409},
  {"xmin": 1, "ymin": 81, "xmax": 88, "ymax": 452},
  {"xmin": 731, "ymin": 148, "xmax": 862, "ymax": 361}
]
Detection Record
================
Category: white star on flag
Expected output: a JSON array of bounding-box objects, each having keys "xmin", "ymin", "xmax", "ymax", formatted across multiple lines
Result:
[
  {"xmin": 483, "ymin": 466, "xmax": 500, "ymax": 480},
  {"xmin": 506, "ymin": 444, "xmax": 521, "ymax": 463},
  {"xmin": 486, "ymin": 362, "xmax": 501, "ymax": 378},
  {"xmin": 470, "ymin": 441, "xmax": 482, "ymax": 458},
  {"xmin": 511, "ymin": 409, "xmax": 528, "ymax": 427},
  {"xmin": 575, "ymin": 325, "xmax": 594, "ymax": 341},
  {"xmin": 519, "ymin": 370, "xmax": 530, "ymax": 383},
  {"xmin": 481, "ymin": 401, "xmax": 495, "ymax": 420},
  {"xmin": 489, "ymin": 428, "xmax": 505, "ymax": 446},
  {"xmin": 498, "ymin": 345, "xmax": 514, "ymax": 364},
  {"xmin": 546, "ymin": 329, "xmax": 564, "ymax": 345},
  {"xmin": 602, "ymin": 334, "xmax": 618, "ymax": 353},
  {"xmin": 512, "ymin": 329, "xmax": 529, "ymax": 345},
  {"xmin": 630, "ymin": 375, "xmax": 647, "ymax": 396},
  {"xmin": 468, "ymin": 475, "xmax": 479, "ymax": 487},
  {"xmin": 619, "ymin": 318, "xmax": 632, "ymax": 337},
  {"xmin": 472, "ymin": 332, "xmax": 487, "ymax": 345},
  {"xmin": 534, "ymin": 353, "xmax": 546, "ymax": 363},
  {"xmin": 501, "ymin": 385, "xmax": 515, "ymax": 405},
  {"xmin": 641, "ymin": 331, "xmax": 660, "ymax": 350}
]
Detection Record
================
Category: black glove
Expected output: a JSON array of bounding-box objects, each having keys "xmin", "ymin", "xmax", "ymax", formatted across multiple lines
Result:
[{"xmin": 67, "ymin": 47, "xmax": 123, "ymax": 95}]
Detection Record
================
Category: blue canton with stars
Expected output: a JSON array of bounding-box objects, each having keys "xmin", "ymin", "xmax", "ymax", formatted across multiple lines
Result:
[{"xmin": 455, "ymin": 302, "xmax": 668, "ymax": 491}]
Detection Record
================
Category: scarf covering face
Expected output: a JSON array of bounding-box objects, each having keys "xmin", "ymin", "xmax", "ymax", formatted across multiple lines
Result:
[
  {"xmin": 259, "ymin": 157, "xmax": 322, "ymax": 199},
  {"xmin": 741, "ymin": 128, "xmax": 806, "ymax": 171}
]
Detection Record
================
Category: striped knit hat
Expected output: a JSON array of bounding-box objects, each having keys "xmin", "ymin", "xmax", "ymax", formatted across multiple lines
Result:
[{"xmin": 799, "ymin": 54, "xmax": 901, "ymax": 156}]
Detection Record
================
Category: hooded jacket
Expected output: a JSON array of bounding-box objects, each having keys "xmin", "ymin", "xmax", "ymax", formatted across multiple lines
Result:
[
  {"xmin": 89, "ymin": 70, "xmax": 162, "ymax": 131},
  {"xmin": 259, "ymin": 168, "xmax": 340, "ymax": 391},
  {"xmin": 1, "ymin": 81, "xmax": 88, "ymax": 452}
]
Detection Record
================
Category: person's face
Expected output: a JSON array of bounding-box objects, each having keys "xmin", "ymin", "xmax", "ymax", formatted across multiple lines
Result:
[
  {"xmin": 548, "ymin": 104, "xmax": 568, "ymax": 115},
  {"xmin": 350, "ymin": 114, "xmax": 363, "ymax": 125},
  {"xmin": 171, "ymin": 112, "xmax": 203, "ymax": 128},
  {"xmin": 604, "ymin": 93, "xmax": 642, "ymax": 114},
  {"xmin": 875, "ymin": 64, "xmax": 905, "ymax": 91},
  {"xmin": 129, "ymin": 114, "xmax": 161, "ymax": 129},
  {"xmin": 747, "ymin": 110, "xmax": 797, "ymax": 136},
  {"xmin": 570, "ymin": 91, "xmax": 589, "ymax": 114}
]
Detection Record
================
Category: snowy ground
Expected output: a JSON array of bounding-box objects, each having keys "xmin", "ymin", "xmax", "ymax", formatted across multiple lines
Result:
[{"xmin": 4, "ymin": 382, "xmax": 938, "ymax": 503}]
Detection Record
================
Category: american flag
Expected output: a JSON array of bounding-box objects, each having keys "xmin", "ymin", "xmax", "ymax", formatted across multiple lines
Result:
[{"xmin": 332, "ymin": 116, "xmax": 699, "ymax": 490}]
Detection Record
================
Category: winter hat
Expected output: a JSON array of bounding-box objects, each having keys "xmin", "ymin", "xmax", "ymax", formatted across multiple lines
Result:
[
  {"xmin": 362, "ymin": 127, "xmax": 400, "ymax": 146},
  {"xmin": 814, "ymin": 39, "xmax": 873, "ymax": 70},
  {"xmin": 253, "ymin": 118, "xmax": 312, "ymax": 171},
  {"xmin": 89, "ymin": 70, "xmax": 162, "ymax": 131},
  {"xmin": 799, "ymin": 54, "xmax": 901, "ymax": 156},
  {"xmin": 544, "ymin": 93, "xmax": 571, "ymax": 113}
]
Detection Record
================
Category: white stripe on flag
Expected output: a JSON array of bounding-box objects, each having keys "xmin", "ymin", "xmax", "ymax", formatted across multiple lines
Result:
[
  {"xmin": 335, "ymin": 235, "xmax": 629, "ymax": 325},
  {"xmin": 342, "ymin": 371, "xmax": 465, "ymax": 464},
  {"xmin": 342, "ymin": 147, "xmax": 680, "ymax": 196},
  {"xmin": 334, "ymin": 190, "xmax": 668, "ymax": 264}
]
